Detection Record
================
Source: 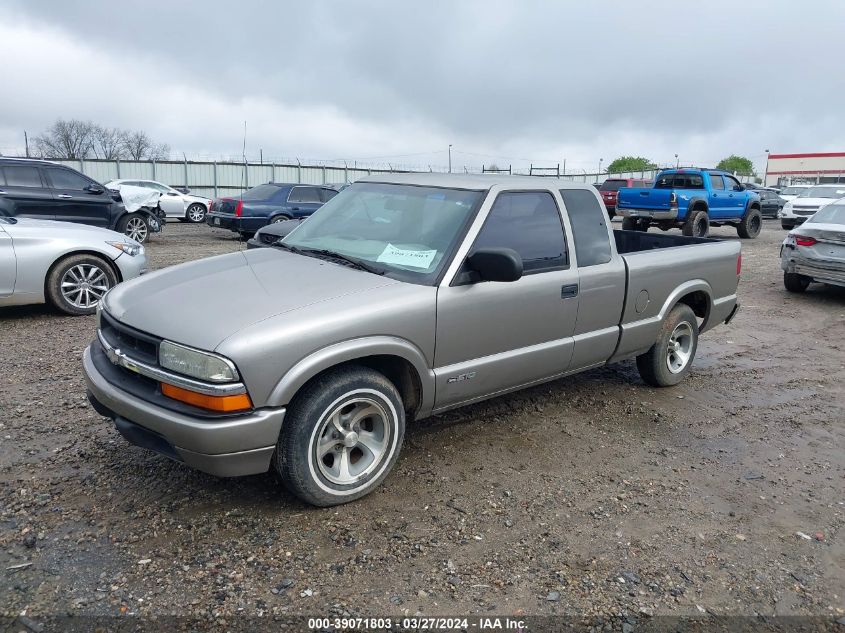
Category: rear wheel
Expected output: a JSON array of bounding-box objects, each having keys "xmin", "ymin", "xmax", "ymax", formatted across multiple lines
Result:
[
  {"xmin": 636, "ymin": 303, "xmax": 698, "ymax": 387},
  {"xmin": 46, "ymin": 254, "xmax": 117, "ymax": 316},
  {"xmin": 117, "ymin": 213, "xmax": 149, "ymax": 243},
  {"xmin": 737, "ymin": 207, "xmax": 762, "ymax": 239},
  {"xmin": 784, "ymin": 272, "xmax": 810, "ymax": 293},
  {"xmin": 682, "ymin": 208, "xmax": 709, "ymax": 237},
  {"xmin": 186, "ymin": 203, "xmax": 206, "ymax": 223},
  {"xmin": 271, "ymin": 214, "xmax": 291, "ymax": 224},
  {"xmin": 274, "ymin": 365, "xmax": 405, "ymax": 506}
]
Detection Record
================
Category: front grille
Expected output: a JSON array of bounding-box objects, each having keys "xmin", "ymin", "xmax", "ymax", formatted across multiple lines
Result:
[
  {"xmin": 793, "ymin": 207, "xmax": 818, "ymax": 216},
  {"xmin": 99, "ymin": 311, "xmax": 160, "ymax": 366}
]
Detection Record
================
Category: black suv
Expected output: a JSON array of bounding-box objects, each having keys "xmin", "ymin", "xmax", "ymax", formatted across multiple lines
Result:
[{"xmin": 0, "ymin": 158, "xmax": 152, "ymax": 241}]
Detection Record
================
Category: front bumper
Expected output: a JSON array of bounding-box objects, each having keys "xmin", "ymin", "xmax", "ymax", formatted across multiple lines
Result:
[
  {"xmin": 113, "ymin": 252, "xmax": 148, "ymax": 281},
  {"xmin": 83, "ymin": 345, "xmax": 285, "ymax": 476},
  {"xmin": 618, "ymin": 208, "xmax": 678, "ymax": 220}
]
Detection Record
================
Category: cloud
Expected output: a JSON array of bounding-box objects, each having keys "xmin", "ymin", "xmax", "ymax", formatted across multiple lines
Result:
[{"xmin": 2, "ymin": 1, "xmax": 844, "ymax": 174}]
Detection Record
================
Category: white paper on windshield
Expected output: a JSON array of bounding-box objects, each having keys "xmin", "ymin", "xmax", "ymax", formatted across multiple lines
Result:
[{"xmin": 376, "ymin": 244, "xmax": 437, "ymax": 269}]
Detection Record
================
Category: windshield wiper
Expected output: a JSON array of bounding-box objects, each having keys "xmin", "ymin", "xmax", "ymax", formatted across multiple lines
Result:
[
  {"xmin": 298, "ymin": 247, "xmax": 386, "ymax": 275},
  {"xmin": 272, "ymin": 241, "xmax": 305, "ymax": 254}
]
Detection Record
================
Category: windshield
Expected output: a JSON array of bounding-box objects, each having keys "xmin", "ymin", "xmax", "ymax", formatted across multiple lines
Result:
[
  {"xmin": 808, "ymin": 204, "xmax": 845, "ymax": 225},
  {"xmin": 781, "ymin": 186, "xmax": 807, "ymax": 195},
  {"xmin": 799, "ymin": 186, "xmax": 845, "ymax": 199},
  {"xmin": 599, "ymin": 180, "xmax": 627, "ymax": 192},
  {"xmin": 239, "ymin": 184, "xmax": 283, "ymax": 201},
  {"xmin": 282, "ymin": 182, "xmax": 484, "ymax": 284}
]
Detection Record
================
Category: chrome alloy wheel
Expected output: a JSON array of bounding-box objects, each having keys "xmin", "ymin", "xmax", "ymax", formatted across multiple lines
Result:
[
  {"xmin": 312, "ymin": 396, "xmax": 392, "ymax": 486},
  {"xmin": 61, "ymin": 264, "xmax": 111, "ymax": 309},
  {"xmin": 666, "ymin": 321, "xmax": 694, "ymax": 374},
  {"xmin": 187, "ymin": 204, "xmax": 206, "ymax": 222},
  {"xmin": 125, "ymin": 216, "xmax": 148, "ymax": 242}
]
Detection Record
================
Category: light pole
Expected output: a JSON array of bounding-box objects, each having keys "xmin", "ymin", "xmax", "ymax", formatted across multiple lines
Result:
[
  {"xmin": 764, "ymin": 149, "xmax": 770, "ymax": 186},
  {"xmin": 448, "ymin": 144, "xmax": 453, "ymax": 174},
  {"xmin": 674, "ymin": 154, "xmax": 679, "ymax": 168},
  {"xmin": 598, "ymin": 158, "xmax": 603, "ymax": 177}
]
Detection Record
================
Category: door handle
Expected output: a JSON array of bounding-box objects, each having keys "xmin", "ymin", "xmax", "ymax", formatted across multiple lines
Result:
[
  {"xmin": 561, "ymin": 284, "xmax": 579, "ymax": 299},
  {"xmin": 291, "ymin": 207, "xmax": 300, "ymax": 211},
  {"xmin": 56, "ymin": 194, "xmax": 73, "ymax": 199}
]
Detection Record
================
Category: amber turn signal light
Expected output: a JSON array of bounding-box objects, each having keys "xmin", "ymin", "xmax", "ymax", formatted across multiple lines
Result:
[{"xmin": 161, "ymin": 383, "xmax": 253, "ymax": 412}]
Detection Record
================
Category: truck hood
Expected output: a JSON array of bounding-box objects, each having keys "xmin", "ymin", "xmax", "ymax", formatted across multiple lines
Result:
[{"xmin": 103, "ymin": 248, "xmax": 401, "ymax": 350}]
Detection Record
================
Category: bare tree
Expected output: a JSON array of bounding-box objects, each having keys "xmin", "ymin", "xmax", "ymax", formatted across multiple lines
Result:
[
  {"xmin": 123, "ymin": 131, "xmax": 170, "ymax": 161},
  {"xmin": 91, "ymin": 126, "xmax": 128, "ymax": 160},
  {"xmin": 32, "ymin": 119, "xmax": 96, "ymax": 159}
]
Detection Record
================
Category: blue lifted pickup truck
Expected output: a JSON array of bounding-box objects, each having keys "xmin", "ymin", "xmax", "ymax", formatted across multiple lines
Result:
[{"xmin": 616, "ymin": 169, "xmax": 762, "ymax": 239}]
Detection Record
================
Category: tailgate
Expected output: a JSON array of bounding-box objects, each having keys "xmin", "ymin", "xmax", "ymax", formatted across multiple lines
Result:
[{"xmin": 617, "ymin": 188, "xmax": 672, "ymax": 211}]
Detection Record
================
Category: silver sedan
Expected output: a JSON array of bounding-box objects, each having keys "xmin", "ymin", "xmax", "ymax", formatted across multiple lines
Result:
[
  {"xmin": 104, "ymin": 179, "xmax": 211, "ymax": 223},
  {"xmin": 0, "ymin": 217, "xmax": 147, "ymax": 315},
  {"xmin": 781, "ymin": 199, "xmax": 845, "ymax": 292}
]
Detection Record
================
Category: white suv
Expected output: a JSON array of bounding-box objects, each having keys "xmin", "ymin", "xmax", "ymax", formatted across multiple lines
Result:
[
  {"xmin": 104, "ymin": 179, "xmax": 211, "ymax": 223},
  {"xmin": 779, "ymin": 184, "xmax": 845, "ymax": 229}
]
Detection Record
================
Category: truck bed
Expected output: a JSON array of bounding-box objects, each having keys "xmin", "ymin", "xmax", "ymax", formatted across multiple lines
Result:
[{"xmin": 609, "ymin": 229, "xmax": 741, "ymax": 362}]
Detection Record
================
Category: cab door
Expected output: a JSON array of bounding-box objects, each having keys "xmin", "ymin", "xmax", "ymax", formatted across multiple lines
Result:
[
  {"xmin": 44, "ymin": 166, "xmax": 112, "ymax": 226},
  {"xmin": 723, "ymin": 175, "xmax": 747, "ymax": 218},
  {"xmin": 0, "ymin": 222, "xmax": 16, "ymax": 297},
  {"xmin": 433, "ymin": 190, "xmax": 579, "ymax": 411},
  {"xmin": 0, "ymin": 165, "xmax": 55, "ymax": 219},
  {"xmin": 707, "ymin": 173, "xmax": 729, "ymax": 218}
]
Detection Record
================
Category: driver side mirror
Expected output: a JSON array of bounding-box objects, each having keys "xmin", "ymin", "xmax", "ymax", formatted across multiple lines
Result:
[
  {"xmin": 86, "ymin": 184, "xmax": 104, "ymax": 194},
  {"xmin": 466, "ymin": 248, "xmax": 523, "ymax": 282},
  {"xmin": 734, "ymin": 184, "xmax": 745, "ymax": 192}
]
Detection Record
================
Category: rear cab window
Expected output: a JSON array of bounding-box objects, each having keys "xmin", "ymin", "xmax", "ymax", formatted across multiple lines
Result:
[
  {"xmin": 472, "ymin": 191, "xmax": 568, "ymax": 273},
  {"xmin": 559, "ymin": 189, "xmax": 612, "ymax": 267},
  {"xmin": 654, "ymin": 172, "xmax": 705, "ymax": 189},
  {"xmin": 240, "ymin": 184, "xmax": 282, "ymax": 201}
]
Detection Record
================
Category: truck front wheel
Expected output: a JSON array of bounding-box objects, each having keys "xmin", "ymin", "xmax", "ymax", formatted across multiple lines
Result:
[
  {"xmin": 274, "ymin": 365, "xmax": 405, "ymax": 506},
  {"xmin": 636, "ymin": 303, "xmax": 699, "ymax": 387}
]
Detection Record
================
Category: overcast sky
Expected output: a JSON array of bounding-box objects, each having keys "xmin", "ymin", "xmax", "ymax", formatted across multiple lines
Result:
[{"xmin": 1, "ymin": 1, "xmax": 843, "ymax": 174}]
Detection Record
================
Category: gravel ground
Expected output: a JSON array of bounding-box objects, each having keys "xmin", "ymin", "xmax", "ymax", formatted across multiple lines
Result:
[{"xmin": 1, "ymin": 220, "xmax": 843, "ymax": 627}]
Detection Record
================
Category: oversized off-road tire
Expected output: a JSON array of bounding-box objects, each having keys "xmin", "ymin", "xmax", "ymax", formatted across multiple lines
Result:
[
  {"xmin": 117, "ymin": 213, "xmax": 150, "ymax": 243},
  {"xmin": 636, "ymin": 303, "xmax": 699, "ymax": 388},
  {"xmin": 274, "ymin": 365, "xmax": 405, "ymax": 507},
  {"xmin": 46, "ymin": 254, "xmax": 117, "ymax": 316},
  {"xmin": 737, "ymin": 207, "xmax": 762, "ymax": 239},
  {"xmin": 186, "ymin": 203, "xmax": 206, "ymax": 223},
  {"xmin": 682, "ymin": 208, "xmax": 710, "ymax": 237},
  {"xmin": 783, "ymin": 272, "xmax": 810, "ymax": 293}
]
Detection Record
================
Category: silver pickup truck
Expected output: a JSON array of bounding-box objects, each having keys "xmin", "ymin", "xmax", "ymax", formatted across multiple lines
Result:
[{"xmin": 83, "ymin": 174, "xmax": 741, "ymax": 506}]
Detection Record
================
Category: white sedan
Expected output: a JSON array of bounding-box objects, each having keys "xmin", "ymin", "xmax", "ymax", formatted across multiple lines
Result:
[
  {"xmin": 104, "ymin": 179, "xmax": 211, "ymax": 223},
  {"xmin": 0, "ymin": 217, "xmax": 147, "ymax": 315}
]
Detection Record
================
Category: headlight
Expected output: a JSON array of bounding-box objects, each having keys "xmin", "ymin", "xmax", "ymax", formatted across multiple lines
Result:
[
  {"xmin": 159, "ymin": 341, "xmax": 239, "ymax": 383},
  {"xmin": 107, "ymin": 241, "xmax": 144, "ymax": 257}
]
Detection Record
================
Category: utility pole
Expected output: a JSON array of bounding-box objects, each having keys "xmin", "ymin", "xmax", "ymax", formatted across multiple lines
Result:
[
  {"xmin": 675, "ymin": 154, "xmax": 679, "ymax": 168},
  {"xmin": 764, "ymin": 149, "xmax": 770, "ymax": 186},
  {"xmin": 448, "ymin": 144, "xmax": 453, "ymax": 174},
  {"xmin": 598, "ymin": 158, "xmax": 603, "ymax": 176},
  {"xmin": 24, "ymin": 131, "xmax": 29, "ymax": 157}
]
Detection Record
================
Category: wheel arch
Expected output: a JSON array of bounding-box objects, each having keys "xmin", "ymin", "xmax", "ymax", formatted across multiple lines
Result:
[
  {"xmin": 660, "ymin": 280, "xmax": 714, "ymax": 328},
  {"xmin": 43, "ymin": 250, "xmax": 121, "ymax": 302},
  {"xmin": 266, "ymin": 336, "xmax": 435, "ymax": 419}
]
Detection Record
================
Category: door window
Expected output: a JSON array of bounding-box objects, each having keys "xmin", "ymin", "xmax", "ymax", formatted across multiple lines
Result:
[
  {"xmin": 709, "ymin": 174, "xmax": 725, "ymax": 190},
  {"xmin": 46, "ymin": 168, "xmax": 91, "ymax": 190},
  {"xmin": 472, "ymin": 191, "xmax": 567, "ymax": 273},
  {"xmin": 725, "ymin": 176, "xmax": 743, "ymax": 191},
  {"xmin": 319, "ymin": 188, "xmax": 338, "ymax": 203},
  {"xmin": 288, "ymin": 186, "xmax": 321, "ymax": 203},
  {"xmin": 2, "ymin": 166, "xmax": 43, "ymax": 188}
]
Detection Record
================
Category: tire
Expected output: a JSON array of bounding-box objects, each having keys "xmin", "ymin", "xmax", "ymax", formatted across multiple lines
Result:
[
  {"xmin": 636, "ymin": 303, "xmax": 699, "ymax": 388},
  {"xmin": 784, "ymin": 272, "xmax": 810, "ymax": 293},
  {"xmin": 45, "ymin": 254, "xmax": 117, "ymax": 316},
  {"xmin": 270, "ymin": 214, "xmax": 291, "ymax": 224},
  {"xmin": 117, "ymin": 213, "xmax": 150, "ymax": 243},
  {"xmin": 682, "ymin": 208, "xmax": 710, "ymax": 237},
  {"xmin": 737, "ymin": 207, "xmax": 762, "ymax": 239},
  {"xmin": 274, "ymin": 365, "xmax": 405, "ymax": 506},
  {"xmin": 781, "ymin": 221, "xmax": 794, "ymax": 230},
  {"xmin": 186, "ymin": 203, "xmax": 206, "ymax": 223}
]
